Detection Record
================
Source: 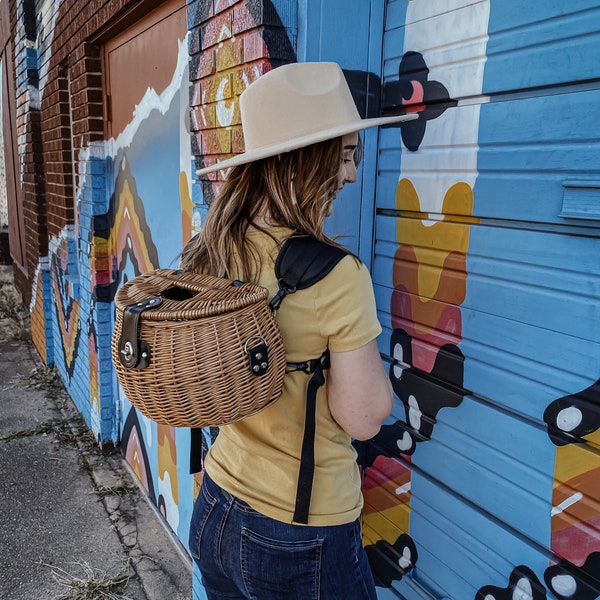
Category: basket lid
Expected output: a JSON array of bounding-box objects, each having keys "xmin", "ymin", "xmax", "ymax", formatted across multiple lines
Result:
[{"xmin": 114, "ymin": 269, "xmax": 268, "ymax": 320}]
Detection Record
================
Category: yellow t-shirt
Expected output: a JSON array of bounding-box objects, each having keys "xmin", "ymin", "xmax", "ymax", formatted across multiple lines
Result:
[{"xmin": 204, "ymin": 227, "xmax": 382, "ymax": 526}]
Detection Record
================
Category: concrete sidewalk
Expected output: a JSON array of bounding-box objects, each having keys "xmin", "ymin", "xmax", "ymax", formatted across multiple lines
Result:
[{"xmin": 0, "ymin": 265, "xmax": 192, "ymax": 599}]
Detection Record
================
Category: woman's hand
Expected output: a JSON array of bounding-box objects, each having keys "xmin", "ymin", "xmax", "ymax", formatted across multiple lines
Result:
[{"xmin": 327, "ymin": 339, "xmax": 394, "ymax": 440}]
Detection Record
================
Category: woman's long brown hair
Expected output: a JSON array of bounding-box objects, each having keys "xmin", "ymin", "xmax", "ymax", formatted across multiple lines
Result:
[{"xmin": 181, "ymin": 136, "xmax": 358, "ymax": 281}]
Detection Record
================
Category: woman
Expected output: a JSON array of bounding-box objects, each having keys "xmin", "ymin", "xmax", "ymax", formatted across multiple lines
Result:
[{"xmin": 184, "ymin": 62, "xmax": 414, "ymax": 600}]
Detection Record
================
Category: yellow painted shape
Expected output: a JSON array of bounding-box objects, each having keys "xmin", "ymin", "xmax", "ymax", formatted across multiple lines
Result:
[
  {"xmin": 158, "ymin": 424, "xmax": 179, "ymax": 504},
  {"xmin": 554, "ymin": 430, "xmax": 600, "ymax": 486},
  {"xmin": 180, "ymin": 170, "xmax": 193, "ymax": 247},
  {"xmin": 395, "ymin": 179, "xmax": 476, "ymax": 299},
  {"xmin": 30, "ymin": 269, "xmax": 47, "ymax": 363},
  {"xmin": 363, "ymin": 503, "xmax": 410, "ymax": 545},
  {"xmin": 109, "ymin": 179, "xmax": 156, "ymax": 273}
]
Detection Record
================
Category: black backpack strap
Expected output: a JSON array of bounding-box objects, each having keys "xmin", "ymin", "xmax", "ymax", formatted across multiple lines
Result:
[
  {"xmin": 189, "ymin": 428, "xmax": 204, "ymax": 474},
  {"xmin": 292, "ymin": 350, "xmax": 329, "ymax": 524},
  {"xmin": 269, "ymin": 235, "xmax": 347, "ymax": 524},
  {"xmin": 270, "ymin": 236, "xmax": 347, "ymax": 313}
]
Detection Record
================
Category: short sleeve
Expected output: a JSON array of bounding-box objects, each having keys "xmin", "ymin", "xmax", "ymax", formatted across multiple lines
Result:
[{"xmin": 313, "ymin": 255, "xmax": 382, "ymax": 353}]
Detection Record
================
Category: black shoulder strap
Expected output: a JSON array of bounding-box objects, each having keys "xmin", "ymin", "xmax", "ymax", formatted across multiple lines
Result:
[
  {"xmin": 269, "ymin": 236, "xmax": 347, "ymax": 312},
  {"xmin": 270, "ymin": 235, "xmax": 348, "ymax": 524}
]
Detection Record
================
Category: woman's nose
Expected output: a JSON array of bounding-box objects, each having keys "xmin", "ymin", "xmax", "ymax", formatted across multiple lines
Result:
[{"xmin": 346, "ymin": 162, "xmax": 358, "ymax": 183}]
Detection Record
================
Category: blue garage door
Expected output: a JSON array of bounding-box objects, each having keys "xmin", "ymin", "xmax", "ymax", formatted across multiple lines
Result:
[{"xmin": 364, "ymin": 2, "xmax": 600, "ymax": 599}]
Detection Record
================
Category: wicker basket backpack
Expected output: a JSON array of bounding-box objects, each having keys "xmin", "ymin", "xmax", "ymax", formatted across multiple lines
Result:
[{"xmin": 112, "ymin": 236, "xmax": 346, "ymax": 430}]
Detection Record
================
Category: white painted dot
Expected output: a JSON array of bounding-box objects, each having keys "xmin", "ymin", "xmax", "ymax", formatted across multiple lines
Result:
[
  {"xmin": 392, "ymin": 343, "xmax": 405, "ymax": 380},
  {"xmin": 408, "ymin": 395, "xmax": 422, "ymax": 430},
  {"xmin": 393, "ymin": 364, "xmax": 403, "ymax": 380},
  {"xmin": 556, "ymin": 406, "xmax": 583, "ymax": 432},
  {"xmin": 398, "ymin": 546, "xmax": 412, "ymax": 570},
  {"xmin": 397, "ymin": 432, "xmax": 413, "ymax": 451},
  {"xmin": 551, "ymin": 574, "xmax": 577, "ymax": 596},
  {"xmin": 512, "ymin": 577, "xmax": 533, "ymax": 600},
  {"xmin": 393, "ymin": 342, "xmax": 404, "ymax": 363}
]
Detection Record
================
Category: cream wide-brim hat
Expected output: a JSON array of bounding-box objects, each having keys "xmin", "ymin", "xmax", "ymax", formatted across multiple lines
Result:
[{"xmin": 196, "ymin": 62, "xmax": 417, "ymax": 176}]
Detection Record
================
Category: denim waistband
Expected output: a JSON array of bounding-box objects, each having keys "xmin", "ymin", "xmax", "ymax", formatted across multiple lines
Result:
[{"xmin": 203, "ymin": 472, "xmax": 264, "ymax": 516}]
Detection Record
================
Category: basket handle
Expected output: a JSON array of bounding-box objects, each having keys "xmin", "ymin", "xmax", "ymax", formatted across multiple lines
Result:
[{"xmin": 118, "ymin": 296, "xmax": 163, "ymax": 370}]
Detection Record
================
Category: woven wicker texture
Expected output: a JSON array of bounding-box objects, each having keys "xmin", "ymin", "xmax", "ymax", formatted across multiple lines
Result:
[{"xmin": 112, "ymin": 269, "xmax": 286, "ymax": 427}]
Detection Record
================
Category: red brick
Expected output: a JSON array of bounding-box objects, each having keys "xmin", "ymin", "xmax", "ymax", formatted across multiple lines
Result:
[
  {"xmin": 201, "ymin": 9, "xmax": 233, "ymax": 50},
  {"xmin": 231, "ymin": 126, "xmax": 245, "ymax": 153},
  {"xmin": 232, "ymin": 4, "xmax": 256, "ymax": 35},
  {"xmin": 214, "ymin": 0, "xmax": 241, "ymax": 14},
  {"xmin": 190, "ymin": 104, "xmax": 216, "ymax": 131},
  {"xmin": 243, "ymin": 30, "xmax": 269, "ymax": 62}
]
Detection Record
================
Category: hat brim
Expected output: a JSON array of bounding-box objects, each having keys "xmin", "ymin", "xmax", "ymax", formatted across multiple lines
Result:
[{"xmin": 196, "ymin": 113, "xmax": 418, "ymax": 177}]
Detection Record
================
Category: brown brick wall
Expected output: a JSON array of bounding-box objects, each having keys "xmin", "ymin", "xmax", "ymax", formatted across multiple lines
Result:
[
  {"xmin": 11, "ymin": 0, "xmax": 162, "ymax": 288},
  {"xmin": 1, "ymin": 0, "xmax": 174, "ymax": 302},
  {"xmin": 188, "ymin": 0, "xmax": 296, "ymax": 203},
  {"xmin": 7, "ymin": 0, "xmax": 45, "ymax": 295},
  {"xmin": 42, "ymin": 37, "xmax": 104, "ymax": 238}
]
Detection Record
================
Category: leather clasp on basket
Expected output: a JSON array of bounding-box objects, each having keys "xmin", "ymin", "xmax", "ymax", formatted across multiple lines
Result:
[
  {"xmin": 244, "ymin": 335, "xmax": 270, "ymax": 376},
  {"xmin": 118, "ymin": 296, "xmax": 163, "ymax": 370}
]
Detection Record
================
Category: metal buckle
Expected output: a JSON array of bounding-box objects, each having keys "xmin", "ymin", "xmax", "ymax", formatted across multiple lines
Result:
[{"xmin": 118, "ymin": 296, "xmax": 162, "ymax": 370}]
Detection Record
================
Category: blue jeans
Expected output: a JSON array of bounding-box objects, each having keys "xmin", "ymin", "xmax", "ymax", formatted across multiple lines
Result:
[{"xmin": 189, "ymin": 473, "xmax": 377, "ymax": 600}]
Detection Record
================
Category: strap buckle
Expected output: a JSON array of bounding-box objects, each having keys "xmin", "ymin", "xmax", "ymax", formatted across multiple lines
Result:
[
  {"xmin": 286, "ymin": 350, "xmax": 330, "ymax": 375},
  {"xmin": 269, "ymin": 281, "xmax": 297, "ymax": 314}
]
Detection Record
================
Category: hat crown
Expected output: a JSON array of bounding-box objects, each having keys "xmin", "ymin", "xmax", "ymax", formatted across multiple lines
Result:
[{"xmin": 240, "ymin": 62, "xmax": 362, "ymax": 152}]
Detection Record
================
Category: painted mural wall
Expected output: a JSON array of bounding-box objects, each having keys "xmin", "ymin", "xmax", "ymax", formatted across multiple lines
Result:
[
  {"xmin": 10, "ymin": 0, "xmax": 600, "ymax": 599},
  {"xmin": 22, "ymin": 0, "xmax": 301, "ymax": 574},
  {"xmin": 25, "ymin": 0, "xmax": 198, "ymax": 547},
  {"xmin": 360, "ymin": 1, "xmax": 600, "ymax": 599}
]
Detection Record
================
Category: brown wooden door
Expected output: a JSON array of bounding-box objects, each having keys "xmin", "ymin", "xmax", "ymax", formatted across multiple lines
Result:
[
  {"xmin": 0, "ymin": 1, "xmax": 26, "ymax": 271},
  {"xmin": 102, "ymin": 0, "xmax": 187, "ymax": 140}
]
